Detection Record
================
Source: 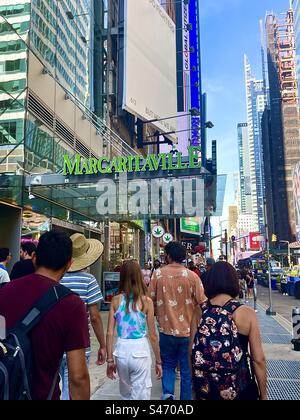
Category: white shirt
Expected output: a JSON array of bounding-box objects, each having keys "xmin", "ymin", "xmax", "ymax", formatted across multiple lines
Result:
[{"xmin": 0, "ymin": 267, "xmax": 10, "ymax": 285}]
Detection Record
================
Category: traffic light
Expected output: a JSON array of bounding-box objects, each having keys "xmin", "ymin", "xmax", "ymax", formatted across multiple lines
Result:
[{"xmin": 272, "ymin": 234, "xmax": 277, "ymax": 243}]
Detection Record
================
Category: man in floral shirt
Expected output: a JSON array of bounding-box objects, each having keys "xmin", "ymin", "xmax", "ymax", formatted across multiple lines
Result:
[{"xmin": 149, "ymin": 242, "xmax": 205, "ymax": 400}]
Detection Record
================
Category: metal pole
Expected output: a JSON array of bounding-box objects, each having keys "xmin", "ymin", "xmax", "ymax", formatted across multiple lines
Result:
[
  {"xmin": 264, "ymin": 198, "xmax": 276, "ymax": 316},
  {"xmin": 225, "ymin": 229, "xmax": 228, "ymax": 262}
]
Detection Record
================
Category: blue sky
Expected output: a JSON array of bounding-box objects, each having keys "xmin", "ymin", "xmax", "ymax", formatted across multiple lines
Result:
[{"xmin": 200, "ymin": 0, "xmax": 289, "ymax": 215}]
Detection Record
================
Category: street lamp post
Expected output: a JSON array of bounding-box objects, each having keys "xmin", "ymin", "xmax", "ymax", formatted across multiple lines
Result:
[{"xmin": 264, "ymin": 198, "xmax": 276, "ymax": 316}]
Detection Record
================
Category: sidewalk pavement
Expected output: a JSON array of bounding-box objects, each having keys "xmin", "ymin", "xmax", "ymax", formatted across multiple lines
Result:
[{"xmin": 90, "ymin": 290, "xmax": 300, "ymax": 401}]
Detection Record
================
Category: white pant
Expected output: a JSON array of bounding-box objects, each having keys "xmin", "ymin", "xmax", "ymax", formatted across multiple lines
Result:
[{"xmin": 113, "ymin": 337, "xmax": 152, "ymax": 400}]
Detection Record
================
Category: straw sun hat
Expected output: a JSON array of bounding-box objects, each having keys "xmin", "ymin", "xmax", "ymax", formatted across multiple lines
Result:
[{"xmin": 68, "ymin": 233, "xmax": 104, "ymax": 272}]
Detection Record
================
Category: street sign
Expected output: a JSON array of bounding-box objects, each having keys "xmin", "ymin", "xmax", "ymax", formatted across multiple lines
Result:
[
  {"xmin": 152, "ymin": 225, "xmax": 165, "ymax": 238},
  {"xmin": 163, "ymin": 233, "xmax": 173, "ymax": 244}
]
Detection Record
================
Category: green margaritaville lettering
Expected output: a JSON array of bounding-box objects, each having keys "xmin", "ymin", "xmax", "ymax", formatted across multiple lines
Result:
[{"xmin": 63, "ymin": 146, "xmax": 201, "ymax": 176}]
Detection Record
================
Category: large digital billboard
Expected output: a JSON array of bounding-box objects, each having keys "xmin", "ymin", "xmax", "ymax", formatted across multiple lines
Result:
[
  {"xmin": 189, "ymin": 0, "xmax": 202, "ymax": 147},
  {"xmin": 123, "ymin": 0, "xmax": 177, "ymax": 138}
]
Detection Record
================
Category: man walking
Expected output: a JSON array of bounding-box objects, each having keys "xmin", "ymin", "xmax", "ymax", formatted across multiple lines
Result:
[
  {"xmin": 10, "ymin": 242, "xmax": 36, "ymax": 280},
  {"xmin": 200, "ymin": 257, "xmax": 215, "ymax": 293},
  {"xmin": 0, "ymin": 231, "xmax": 90, "ymax": 400},
  {"xmin": 60, "ymin": 233, "xmax": 106, "ymax": 400},
  {"xmin": 149, "ymin": 242, "xmax": 205, "ymax": 400},
  {"xmin": 0, "ymin": 248, "xmax": 11, "ymax": 288}
]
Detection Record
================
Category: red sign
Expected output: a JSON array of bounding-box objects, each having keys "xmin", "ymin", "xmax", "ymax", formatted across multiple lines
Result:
[{"xmin": 249, "ymin": 232, "xmax": 261, "ymax": 250}]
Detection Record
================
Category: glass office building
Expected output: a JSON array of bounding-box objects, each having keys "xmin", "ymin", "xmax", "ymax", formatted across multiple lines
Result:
[
  {"xmin": 244, "ymin": 55, "xmax": 266, "ymax": 233},
  {"xmin": 0, "ymin": 1, "xmax": 105, "ymax": 265}
]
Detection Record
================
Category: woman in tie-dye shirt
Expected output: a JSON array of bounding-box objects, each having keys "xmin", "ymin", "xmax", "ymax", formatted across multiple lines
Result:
[{"xmin": 106, "ymin": 260, "xmax": 162, "ymax": 400}]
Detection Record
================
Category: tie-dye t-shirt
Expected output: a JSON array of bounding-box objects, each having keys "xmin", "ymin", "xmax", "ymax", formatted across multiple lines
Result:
[{"xmin": 114, "ymin": 295, "xmax": 147, "ymax": 339}]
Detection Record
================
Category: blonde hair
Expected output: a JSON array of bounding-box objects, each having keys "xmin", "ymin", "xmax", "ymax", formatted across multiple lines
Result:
[{"xmin": 119, "ymin": 260, "xmax": 148, "ymax": 313}]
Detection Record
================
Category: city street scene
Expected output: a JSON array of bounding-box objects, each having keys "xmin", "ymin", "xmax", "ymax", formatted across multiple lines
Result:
[{"xmin": 0, "ymin": 0, "xmax": 300, "ymax": 405}]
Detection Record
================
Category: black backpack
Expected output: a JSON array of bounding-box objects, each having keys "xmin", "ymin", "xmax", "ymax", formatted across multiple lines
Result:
[
  {"xmin": 0, "ymin": 284, "xmax": 73, "ymax": 400},
  {"xmin": 192, "ymin": 300, "xmax": 259, "ymax": 400}
]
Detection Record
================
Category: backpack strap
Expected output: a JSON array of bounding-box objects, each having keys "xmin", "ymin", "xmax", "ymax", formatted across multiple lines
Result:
[
  {"xmin": 10, "ymin": 283, "xmax": 74, "ymax": 335},
  {"xmin": 223, "ymin": 300, "xmax": 243, "ymax": 315},
  {"xmin": 8, "ymin": 284, "xmax": 74, "ymax": 400}
]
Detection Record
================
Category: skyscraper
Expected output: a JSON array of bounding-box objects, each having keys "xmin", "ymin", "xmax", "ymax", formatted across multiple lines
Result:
[
  {"xmin": 237, "ymin": 123, "xmax": 252, "ymax": 214},
  {"xmin": 292, "ymin": 0, "xmax": 300, "ymax": 98},
  {"xmin": 244, "ymin": 55, "xmax": 266, "ymax": 233},
  {"xmin": 30, "ymin": 0, "xmax": 94, "ymax": 109},
  {"xmin": 265, "ymin": 9, "xmax": 300, "ymax": 241}
]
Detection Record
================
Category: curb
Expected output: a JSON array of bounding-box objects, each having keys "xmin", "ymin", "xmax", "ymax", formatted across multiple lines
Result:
[{"xmin": 257, "ymin": 300, "xmax": 292, "ymax": 334}]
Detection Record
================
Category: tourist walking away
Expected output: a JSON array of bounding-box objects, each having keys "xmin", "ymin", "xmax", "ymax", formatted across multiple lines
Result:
[
  {"xmin": 149, "ymin": 242, "xmax": 205, "ymax": 400},
  {"xmin": 106, "ymin": 260, "xmax": 162, "ymax": 400},
  {"xmin": 0, "ymin": 231, "xmax": 90, "ymax": 400},
  {"xmin": 0, "ymin": 248, "xmax": 11, "ymax": 288},
  {"xmin": 200, "ymin": 258, "xmax": 215, "ymax": 293},
  {"xmin": 188, "ymin": 260, "xmax": 201, "ymax": 278},
  {"xmin": 151, "ymin": 259, "xmax": 161, "ymax": 278},
  {"xmin": 142, "ymin": 262, "xmax": 152, "ymax": 287},
  {"xmin": 10, "ymin": 242, "xmax": 36, "ymax": 281},
  {"xmin": 60, "ymin": 233, "xmax": 106, "ymax": 400},
  {"xmin": 190, "ymin": 262, "xmax": 267, "ymax": 401},
  {"xmin": 246, "ymin": 269, "xmax": 255, "ymax": 299}
]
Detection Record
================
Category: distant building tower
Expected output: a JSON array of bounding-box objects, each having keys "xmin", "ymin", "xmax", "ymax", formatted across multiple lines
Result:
[
  {"xmin": 244, "ymin": 56, "xmax": 266, "ymax": 233},
  {"xmin": 237, "ymin": 123, "xmax": 252, "ymax": 215}
]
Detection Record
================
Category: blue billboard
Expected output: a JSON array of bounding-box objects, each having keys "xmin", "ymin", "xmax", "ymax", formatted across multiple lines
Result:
[{"xmin": 189, "ymin": 0, "xmax": 202, "ymax": 147}]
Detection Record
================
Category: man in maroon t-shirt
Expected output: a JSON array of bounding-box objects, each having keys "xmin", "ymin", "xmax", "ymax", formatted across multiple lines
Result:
[{"xmin": 0, "ymin": 231, "xmax": 90, "ymax": 400}]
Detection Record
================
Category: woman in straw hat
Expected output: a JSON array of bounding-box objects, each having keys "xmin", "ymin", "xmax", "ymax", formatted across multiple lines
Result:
[
  {"xmin": 106, "ymin": 260, "xmax": 162, "ymax": 400},
  {"xmin": 60, "ymin": 233, "xmax": 106, "ymax": 400}
]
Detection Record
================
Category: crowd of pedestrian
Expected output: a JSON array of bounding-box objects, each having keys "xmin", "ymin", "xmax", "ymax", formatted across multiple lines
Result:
[{"xmin": 0, "ymin": 231, "xmax": 267, "ymax": 401}]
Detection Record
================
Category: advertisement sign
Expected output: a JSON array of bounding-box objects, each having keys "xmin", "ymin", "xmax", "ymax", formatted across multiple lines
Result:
[
  {"xmin": 180, "ymin": 217, "xmax": 204, "ymax": 234},
  {"xmin": 103, "ymin": 272, "xmax": 120, "ymax": 304},
  {"xmin": 123, "ymin": 0, "xmax": 177, "ymax": 140},
  {"xmin": 152, "ymin": 225, "xmax": 165, "ymax": 238},
  {"xmin": 249, "ymin": 232, "xmax": 261, "ymax": 250},
  {"xmin": 163, "ymin": 233, "xmax": 173, "ymax": 244},
  {"xmin": 189, "ymin": 0, "xmax": 202, "ymax": 147}
]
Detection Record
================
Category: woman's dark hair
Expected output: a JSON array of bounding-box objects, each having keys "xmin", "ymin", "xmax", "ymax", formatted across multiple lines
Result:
[
  {"xmin": 119, "ymin": 260, "xmax": 148, "ymax": 313},
  {"xmin": 0, "ymin": 248, "xmax": 10, "ymax": 262},
  {"xmin": 36, "ymin": 231, "xmax": 72, "ymax": 271},
  {"xmin": 21, "ymin": 242, "xmax": 37, "ymax": 256},
  {"xmin": 165, "ymin": 242, "xmax": 186, "ymax": 263},
  {"xmin": 205, "ymin": 261, "xmax": 240, "ymax": 300}
]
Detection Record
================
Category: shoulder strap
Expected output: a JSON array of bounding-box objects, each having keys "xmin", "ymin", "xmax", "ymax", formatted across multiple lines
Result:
[
  {"xmin": 223, "ymin": 300, "xmax": 243, "ymax": 315},
  {"xmin": 11, "ymin": 283, "xmax": 74, "ymax": 335}
]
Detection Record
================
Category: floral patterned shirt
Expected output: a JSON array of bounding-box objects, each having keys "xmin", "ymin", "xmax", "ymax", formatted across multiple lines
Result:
[{"xmin": 149, "ymin": 264, "xmax": 206, "ymax": 337}]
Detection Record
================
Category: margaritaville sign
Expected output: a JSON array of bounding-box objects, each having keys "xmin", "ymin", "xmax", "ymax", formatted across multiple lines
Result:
[{"xmin": 63, "ymin": 146, "xmax": 202, "ymax": 176}]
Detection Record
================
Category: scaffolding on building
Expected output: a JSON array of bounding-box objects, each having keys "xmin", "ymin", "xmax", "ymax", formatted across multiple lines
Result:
[{"xmin": 276, "ymin": 9, "xmax": 299, "ymax": 105}]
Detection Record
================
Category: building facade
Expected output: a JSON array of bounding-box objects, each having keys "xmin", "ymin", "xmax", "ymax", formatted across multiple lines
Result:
[
  {"xmin": 293, "ymin": 0, "xmax": 300, "ymax": 98},
  {"xmin": 265, "ymin": 9, "xmax": 300, "ymax": 241},
  {"xmin": 237, "ymin": 122, "xmax": 252, "ymax": 214},
  {"xmin": 228, "ymin": 205, "xmax": 238, "ymax": 237},
  {"xmin": 244, "ymin": 55, "xmax": 266, "ymax": 233},
  {"xmin": 0, "ymin": 0, "xmax": 143, "ymax": 270}
]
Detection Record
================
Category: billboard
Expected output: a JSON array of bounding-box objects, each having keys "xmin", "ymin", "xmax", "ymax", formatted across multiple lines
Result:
[
  {"xmin": 189, "ymin": 0, "xmax": 202, "ymax": 147},
  {"xmin": 249, "ymin": 232, "xmax": 261, "ymax": 250},
  {"xmin": 180, "ymin": 217, "xmax": 205, "ymax": 235},
  {"xmin": 123, "ymin": 0, "xmax": 177, "ymax": 138},
  {"xmin": 176, "ymin": 0, "xmax": 191, "ymax": 154}
]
